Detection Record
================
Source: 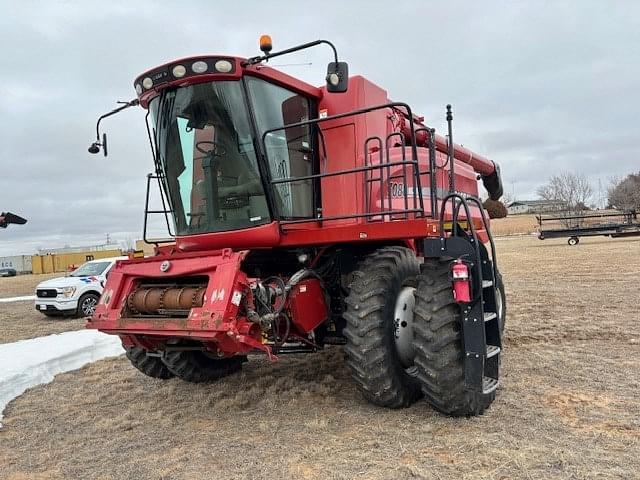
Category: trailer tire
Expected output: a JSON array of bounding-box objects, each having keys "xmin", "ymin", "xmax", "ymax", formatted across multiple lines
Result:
[
  {"xmin": 413, "ymin": 258, "xmax": 495, "ymax": 416},
  {"xmin": 343, "ymin": 246, "xmax": 422, "ymax": 409},
  {"xmin": 125, "ymin": 346, "xmax": 174, "ymax": 379},
  {"xmin": 162, "ymin": 351, "xmax": 244, "ymax": 383},
  {"xmin": 568, "ymin": 236, "xmax": 579, "ymax": 246}
]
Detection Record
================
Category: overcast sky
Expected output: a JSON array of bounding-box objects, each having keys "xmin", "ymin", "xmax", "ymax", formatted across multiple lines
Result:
[{"xmin": 1, "ymin": 1, "xmax": 639, "ymax": 256}]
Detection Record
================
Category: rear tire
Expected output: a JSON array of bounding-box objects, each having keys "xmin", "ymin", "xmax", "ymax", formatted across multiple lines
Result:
[
  {"xmin": 413, "ymin": 258, "xmax": 495, "ymax": 416},
  {"xmin": 125, "ymin": 346, "xmax": 174, "ymax": 379},
  {"xmin": 162, "ymin": 351, "xmax": 244, "ymax": 383},
  {"xmin": 343, "ymin": 246, "xmax": 422, "ymax": 408},
  {"xmin": 568, "ymin": 236, "xmax": 579, "ymax": 246}
]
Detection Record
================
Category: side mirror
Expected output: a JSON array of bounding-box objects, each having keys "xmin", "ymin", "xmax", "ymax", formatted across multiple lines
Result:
[
  {"xmin": 88, "ymin": 133, "xmax": 108, "ymax": 156},
  {"xmin": 326, "ymin": 62, "xmax": 348, "ymax": 93}
]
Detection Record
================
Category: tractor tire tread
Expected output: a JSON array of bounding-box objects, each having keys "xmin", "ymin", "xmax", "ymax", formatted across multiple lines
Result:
[
  {"xmin": 412, "ymin": 258, "xmax": 495, "ymax": 416},
  {"xmin": 162, "ymin": 351, "xmax": 244, "ymax": 383},
  {"xmin": 125, "ymin": 346, "xmax": 174, "ymax": 379},
  {"xmin": 343, "ymin": 246, "xmax": 421, "ymax": 409}
]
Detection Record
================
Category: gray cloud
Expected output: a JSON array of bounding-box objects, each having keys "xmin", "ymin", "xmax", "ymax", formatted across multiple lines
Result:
[{"xmin": 1, "ymin": 1, "xmax": 639, "ymax": 255}]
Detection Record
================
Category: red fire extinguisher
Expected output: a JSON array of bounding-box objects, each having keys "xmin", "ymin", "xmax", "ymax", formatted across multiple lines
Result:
[{"xmin": 451, "ymin": 259, "xmax": 472, "ymax": 303}]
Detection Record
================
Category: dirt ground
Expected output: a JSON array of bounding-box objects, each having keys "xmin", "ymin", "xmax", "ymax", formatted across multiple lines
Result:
[
  {"xmin": 0, "ymin": 273, "xmax": 58, "ymax": 298},
  {"xmin": 1, "ymin": 235, "xmax": 639, "ymax": 479},
  {"xmin": 0, "ymin": 273, "xmax": 84, "ymax": 344}
]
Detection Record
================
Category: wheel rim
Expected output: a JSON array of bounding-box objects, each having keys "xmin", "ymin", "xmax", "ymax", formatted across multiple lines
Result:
[
  {"xmin": 81, "ymin": 297, "xmax": 98, "ymax": 316},
  {"xmin": 393, "ymin": 286, "xmax": 417, "ymax": 371}
]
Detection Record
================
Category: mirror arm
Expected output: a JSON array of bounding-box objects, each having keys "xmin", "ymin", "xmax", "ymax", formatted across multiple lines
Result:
[
  {"xmin": 244, "ymin": 39, "xmax": 339, "ymax": 66},
  {"xmin": 89, "ymin": 98, "xmax": 140, "ymax": 156}
]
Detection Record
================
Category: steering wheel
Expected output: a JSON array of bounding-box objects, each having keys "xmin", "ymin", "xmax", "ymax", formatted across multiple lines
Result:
[{"xmin": 196, "ymin": 140, "xmax": 226, "ymax": 157}]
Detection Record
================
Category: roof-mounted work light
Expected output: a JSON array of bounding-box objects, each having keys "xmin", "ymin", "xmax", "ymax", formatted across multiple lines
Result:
[
  {"xmin": 246, "ymin": 37, "xmax": 349, "ymax": 93},
  {"xmin": 259, "ymin": 35, "xmax": 273, "ymax": 55}
]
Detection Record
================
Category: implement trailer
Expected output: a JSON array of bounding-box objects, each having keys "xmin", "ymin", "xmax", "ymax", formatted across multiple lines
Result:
[{"xmin": 537, "ymin": 210, "xmax": 640, "ymax": 245}]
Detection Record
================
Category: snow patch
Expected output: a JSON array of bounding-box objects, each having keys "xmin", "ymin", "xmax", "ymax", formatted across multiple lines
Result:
[
  {"xmin": 0, "ymin": 330, "xmax": 124, "ymax": 425},
  {"xmin": 0, "ymin": 295, "xmax": 36, "ymax": 303}
]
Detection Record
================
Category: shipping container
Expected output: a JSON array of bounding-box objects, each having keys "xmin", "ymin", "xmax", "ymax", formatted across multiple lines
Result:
[
  {"xmin": 0, "ymin": 255, "xmax": 33, "ymax": 273},
  {"xmin": 31, "ymin": 249, "xmax": 123, "ymax": 274}
]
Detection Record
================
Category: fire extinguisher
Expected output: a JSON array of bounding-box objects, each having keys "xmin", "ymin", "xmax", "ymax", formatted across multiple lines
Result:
[{"xmin": 451, "ymin": 259, "xmax": 472, "ymax": 303}]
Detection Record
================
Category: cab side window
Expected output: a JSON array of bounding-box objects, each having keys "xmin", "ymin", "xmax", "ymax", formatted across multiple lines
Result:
[{"xmin": 247, "ymin": 78, "xmax": 315, "ymax": 219}]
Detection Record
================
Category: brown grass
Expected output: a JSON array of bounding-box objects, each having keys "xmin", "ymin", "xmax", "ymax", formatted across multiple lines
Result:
[
  {"xmin": 0, "ymin": 302, "xmax": 84, "ymax": 344},
  {"xmin": 1, "ymin": 236, "xmax": 639, "ymax": 479},
  {"xmin": 0, "ymin": 273, "xmax": 59, "ymax": 298},
  {"xmin": 0, "ymin": 273, "xmax": 85, "ymax": 344},
  {"xmin": 490, "ymin": 214, "xmax": 539, "ymax": 236}
]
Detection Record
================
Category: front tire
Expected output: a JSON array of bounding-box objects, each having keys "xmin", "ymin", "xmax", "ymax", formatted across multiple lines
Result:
[
  {"xmin": 413, "ymin": 258, "xmax": 495, "ymax": 416},
  {"xmin": 162, "ymin": 351, "xmax": 244, "ymax": 383},
  {"xmin": 343, "ymin": 246, "xmax": 422, "ymax": 408},
  {"xmin": 125, "ymin": 346, "xmax": 174, "ymax": 379},
  {"xmin": 77, "ymin": 292, "xmax": 100, "ymax": 317}
]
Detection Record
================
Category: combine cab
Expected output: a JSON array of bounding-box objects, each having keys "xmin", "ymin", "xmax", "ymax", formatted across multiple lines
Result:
[{"xmin": 87, "ymin": 37, "xmax": 506, "ymax": 415}]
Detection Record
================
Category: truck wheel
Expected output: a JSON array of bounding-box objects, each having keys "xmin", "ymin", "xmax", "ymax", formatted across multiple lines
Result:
[
  {"xmin": 125, "ymin": 346, "xmax": 174, "ymax": 379},
  {"xmin": 568, "ymin": 236, "xmax": 579, "ymax": 246},
  {"xmin": 343, "ymin": 246, "xmax": 422, "ymax": 408},
  {"xmin": 77, "ymin": 292, "xmax": 100, "ymax": 317},
  {"xmin": 162, "ymin": 351, "xmax": 244, "ymax": 383},
  {"xmin": 413, "ymin": 258, "xmax": 495, "ymax": 416}
]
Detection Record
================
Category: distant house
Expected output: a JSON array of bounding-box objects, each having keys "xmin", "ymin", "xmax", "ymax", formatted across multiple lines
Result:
[{"xmin": 507, "ymin": 200, "xmax": 566, "ymax": 215}]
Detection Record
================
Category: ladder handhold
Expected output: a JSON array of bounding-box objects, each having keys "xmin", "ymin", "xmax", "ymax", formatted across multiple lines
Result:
[
  {"xmin": 483, "ymin": 376, "xmax": 499, "ymax": 394},
  {"xmin": 484, "ymin": 312, "xmax": 497, "ymax": 322},
  {"xmin": 486, "ymin": 345, "xmax": 500, "ymax": 358}
]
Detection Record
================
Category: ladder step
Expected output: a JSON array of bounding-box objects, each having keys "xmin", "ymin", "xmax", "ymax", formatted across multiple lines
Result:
[
  {"xmin": 484, "ymin": 312, "xmax": 497, "ymax": 322},
  {"xmin": 482, "ymin": 376, "xmax": 499, "ymax": 394},
  {"xmin": 482, "ymin": 280, "xmax": 493, "ymax": 289},
  {"xmin": 486, "ymin": 345, "xmax": 500, "ymax": 358}
]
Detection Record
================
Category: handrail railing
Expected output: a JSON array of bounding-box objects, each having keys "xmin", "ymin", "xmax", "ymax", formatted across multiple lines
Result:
[{"xmin": 260, "ymin": 101, "xmax": 433, "ymax": 224}]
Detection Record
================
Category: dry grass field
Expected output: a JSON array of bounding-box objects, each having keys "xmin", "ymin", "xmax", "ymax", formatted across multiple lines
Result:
[
  {"xmin": 490, "ymin": 214, "xmax": 538, "ymax": 236},
  {"xmin": 0, "ymin": 235, "xmax": 639, "ymax": 479},
  {"xmin": 0, "ymin": 273, "xmax": 84, "ymax": 344},
  {"xmin": 0, "ymin": 273, "xmax": 58, "ymax": 298}
]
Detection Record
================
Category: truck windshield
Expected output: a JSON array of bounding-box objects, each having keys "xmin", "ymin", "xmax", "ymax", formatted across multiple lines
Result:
[
  {"xmin": 70, "ymin": 262, "xmax": 111, "ymax": 277},
  {"xmin": 150, "ymin": 81, "xmax": 270, "ymax": 235}
]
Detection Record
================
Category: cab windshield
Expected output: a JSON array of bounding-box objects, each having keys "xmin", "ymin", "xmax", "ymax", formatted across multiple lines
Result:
[{"xmin": 151, "ymin": 81, "xmax": 270, "ymax": 235}]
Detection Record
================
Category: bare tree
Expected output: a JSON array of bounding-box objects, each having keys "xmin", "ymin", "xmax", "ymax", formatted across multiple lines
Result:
[
  {"xmin": 536, "ymin": 171, "xmax": 593, "ymax": 212},
  {"xmin": 501, "ymin": 190, "xmax": 514, "ymax": 206},
  {"xmin": 608, "ymin": 172, "xmax": 640, "ymax": 211}
]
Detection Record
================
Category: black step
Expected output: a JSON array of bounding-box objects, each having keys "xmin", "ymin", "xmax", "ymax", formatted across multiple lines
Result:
[
  {"xmin": 484, "ymin": 312, "xmax": 497, "ymax": 322},
  {"xmin": 482, "ymin": 376, "xmax": 499, "ymax": 394},
  {"xmin": 486, "ymin": 345, "xmax": 500, "ymax": 358}
]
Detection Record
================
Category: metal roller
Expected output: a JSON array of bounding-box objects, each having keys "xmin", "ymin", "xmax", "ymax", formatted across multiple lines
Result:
[{"xmin": 127, "ymin": 286, "xmax": 206, "ymax": 314}]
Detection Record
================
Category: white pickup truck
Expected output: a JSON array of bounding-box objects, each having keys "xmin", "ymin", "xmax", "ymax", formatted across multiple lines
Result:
[{"xmin": 34, "ymin": 256, "xmax": 127, "ymax": 317}]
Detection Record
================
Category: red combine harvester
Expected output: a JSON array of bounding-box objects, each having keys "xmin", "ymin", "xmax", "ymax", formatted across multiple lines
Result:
[{"xmin": 87, "ymin": 37, "xmax": 506, "ymax": 415}]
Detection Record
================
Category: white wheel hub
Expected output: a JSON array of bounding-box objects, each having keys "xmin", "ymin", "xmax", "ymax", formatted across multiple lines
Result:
[{"xmin": 393, "ymin": 286, "xmax": 416, "ymax": 369}]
